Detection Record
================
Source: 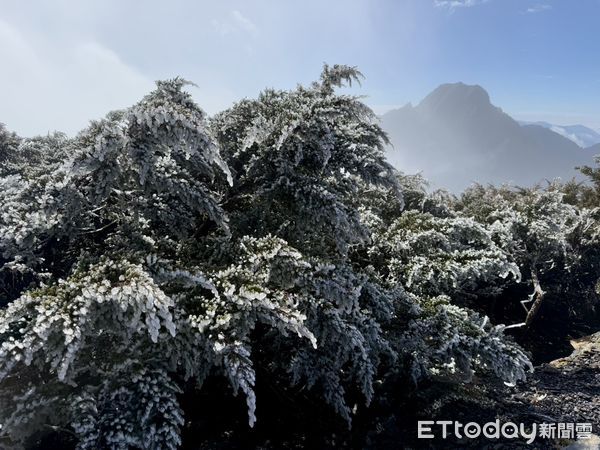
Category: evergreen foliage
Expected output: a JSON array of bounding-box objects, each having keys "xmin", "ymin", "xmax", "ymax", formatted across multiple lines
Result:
[{"xmin": 2, "ymin": 65, "xmax": 597, "ymax": 449}]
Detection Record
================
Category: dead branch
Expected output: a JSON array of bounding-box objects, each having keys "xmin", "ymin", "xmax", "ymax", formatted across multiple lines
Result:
[{"xmin": 521, "ymin": 264, "xmax": 545, "ymax": 327}]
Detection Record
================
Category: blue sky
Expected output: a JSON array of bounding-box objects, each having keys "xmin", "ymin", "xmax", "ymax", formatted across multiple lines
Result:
[{"xmin": 1, "ymin": 0, "xmax": 599, "ymax": 136}]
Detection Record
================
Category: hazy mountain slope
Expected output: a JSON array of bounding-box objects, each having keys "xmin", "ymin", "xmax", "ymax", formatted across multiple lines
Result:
[
  {"xmin": 586, "ymin": 143, "xmax": 600, "ymax": 155},
  {"xmin": 520, "ymin": 121, "xmax": 600, "ymax": 148},
  {"xmin": 381, "ymin": 83, "xmax": 593, "ymax": 192}
]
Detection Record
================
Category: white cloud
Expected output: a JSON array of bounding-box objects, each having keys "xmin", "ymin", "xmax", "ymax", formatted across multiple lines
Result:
[
  {"xmin": 211, "ymin": 19, "xmax": 235, "ymax": 37},
  {"xmin": 212, "ymin": 10, "xmax": 258, "ymax": 37},
  {"xmin": 434, "ymin": 0, "xmax": 489, "ymax": 9},
  {"xmin": 0, "ymin": 19, "xmax": 154, "ymax": 137},
  {"xmin": 232, "ymin": 10, "xmax": 258, "ymax": 36},
  {"xmin": 513, "ymin": 111, "xmax": 600, "ymax": 131},
  {"xmin": 549, "ymin": 125, "xmax": 584, "ymax": 147},
  {"xmin": 525, "ymin": 4, "xmax": 552, "ymax": 13}
]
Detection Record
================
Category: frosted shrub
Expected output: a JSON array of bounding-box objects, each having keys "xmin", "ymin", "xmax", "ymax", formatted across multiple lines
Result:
[{"xmin": 0, "ymin": 67, "xmax": 534, "ymax": 448}]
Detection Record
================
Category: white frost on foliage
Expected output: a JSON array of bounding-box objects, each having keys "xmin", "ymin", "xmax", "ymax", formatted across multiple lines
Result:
[{"xmin": 0, "ymin": 68, "xmax": 541, "ymax": 448}]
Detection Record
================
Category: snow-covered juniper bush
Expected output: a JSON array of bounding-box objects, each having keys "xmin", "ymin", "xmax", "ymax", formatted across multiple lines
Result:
[{"xmin": 3, "ymin": 65, "xmax": 598, "ymax": 449}]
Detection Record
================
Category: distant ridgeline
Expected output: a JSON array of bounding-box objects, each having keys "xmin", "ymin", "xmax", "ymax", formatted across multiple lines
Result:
[{"xmin": 381, "ymin": 82, "xmax": 599, "ymax": 192}]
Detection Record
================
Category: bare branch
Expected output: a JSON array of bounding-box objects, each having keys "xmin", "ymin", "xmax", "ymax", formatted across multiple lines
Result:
[{"xmin": 522, "ymin": 264, "xmax": 546, "ymax": 327}]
